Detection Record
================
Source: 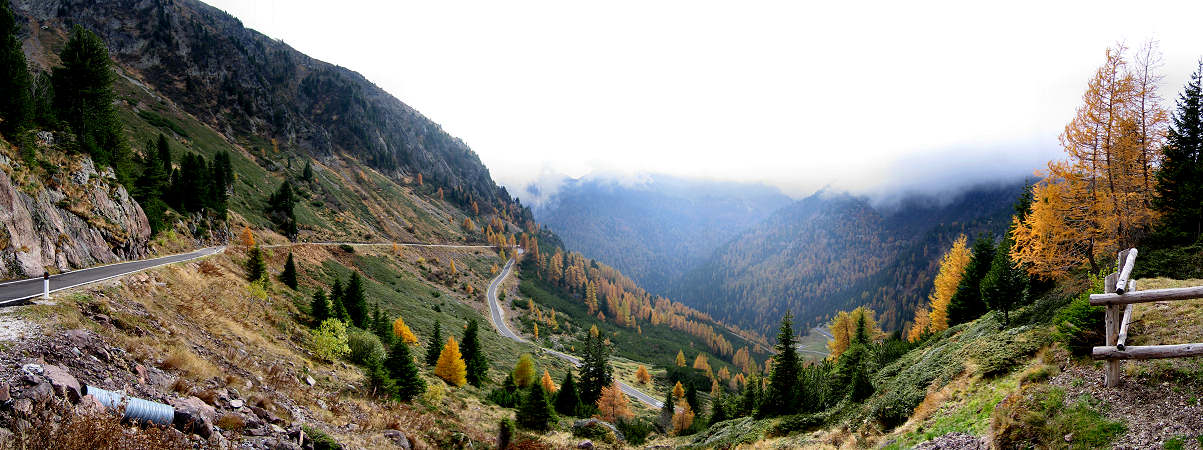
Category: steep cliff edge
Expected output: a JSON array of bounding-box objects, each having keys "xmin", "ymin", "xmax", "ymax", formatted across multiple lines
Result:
[{"xmin": 0, "ymin": 133, "xmax": 150, "ymax": 279}]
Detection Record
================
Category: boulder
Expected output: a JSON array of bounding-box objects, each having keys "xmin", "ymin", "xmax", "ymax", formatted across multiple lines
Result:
[
  {"xmin": 170, "ymin": 396, "xmax": 216, "ymax": 439},
  {"xmin": 230, "ymin": 398, "xmax": 244, "ymax": 409},
  {"xmin": 24, "ymin": 382, "xmax": 53, "ymax": 404},
  {"xmin": 572, "ymin": 418, "xmax": 624, "ymax": 443},
  {"xmin": 42, "ymin": 364, "xmax": 81, "ymax": 402},
  {"xmin": 0, "ymin": 381, "xmax": 10, "ymax": 403},
  {"xmin": 251, "ymin": 405, "xmax": 284, "ymax": 425},
  {"xmin": 383, "ymin": 430, "xmax": 411, "ymax": 449},
  {"xmin": 577, "ymin": 440, "xmax": 594, "ymax": 449}
]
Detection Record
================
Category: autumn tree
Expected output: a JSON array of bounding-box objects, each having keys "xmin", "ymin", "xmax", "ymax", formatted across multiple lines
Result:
[
  {"xmin": 671, "ymin": 398, "xmax": 695, "ymax": 435},
  {"xmin": 513, "ymin": 353, "xmax": 536, "ymax": 388},
  {"xmin": 828, "ymin": 307, "xmax": 882, "ymax": 359},
  {"xmin": 594, "ymin": 382, "xmax": 633, "ymax": 424},
  {"xmin": 434, "ymin": 337, "xmax": 467, "ymax": 387},
  {"xmin": 675, "ymin": 350, "xmax": 686, "ymax": 367},
  {"xmin": 946, "ymin": 236, "xmax": 996, "ymax": 325},
  {"xmin": 540, "ymin": 369, "xmax": 557, "ymax": 393},
  {"xmin": 926, "ymin": 235, "xmax": 971, "ymax": 332},
  {"xmin": 392, "ymin": 317, "xmax": 418, "ymax": 344},
  {"xmin": 240, "ymin": 226, "xmax": 255, "ymax": 247},
  {"xmin": 692, "ymin": 354, "xmax": 711, "ymax": 374},
  {"xmin": 1013, "ymin": 43, "xmax": 1166, "ymax": 278},
  {"xmin": 905, "ymin": 306, "xmax": 931, "ymax": 342},
  {"xmin": 635, "ymin": 365, "xmax": 651, "ymax": 384},
  {"xmin": 672, "ymin": 381, "xmax": 685, "ymax": 400}
]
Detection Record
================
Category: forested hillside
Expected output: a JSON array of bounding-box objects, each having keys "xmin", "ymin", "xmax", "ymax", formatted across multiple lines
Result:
[
  {"xmin": 671, "ymin": 184, "xmax": 1026, "ymax": 333},
  {"xmin": 533, "ymin": 175, "xmax": 790, "ymax": 295}
]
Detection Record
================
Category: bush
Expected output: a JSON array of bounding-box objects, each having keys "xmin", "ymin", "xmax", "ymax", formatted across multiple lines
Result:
[
  {"xmin": 767, "ymin": 413, "xmax": 824, "ymax": 437},
  {"xmin": 302, "ymin": 425, "xmax": 342, "ymax": 450},
  {"xmin": 347, "ymin": 329, "xmax": 386, "ymax": 365},
  {"xmin": 616, "ymin": 418, "xmax": 655, "ymax": 446},
  {"xmin": 487, "ymin": 387, "xmax": 520, "ymax": 408},
  {"xmin": 339, "ymin": 244, "xmax": 355, "ymax": 253},
  {"xmin": 991, "ymin": 384, "xmax": 1124, "ymax": 449},
  {"xmin": 1053, "ymin": 296, "xmax": 1104, "ymax": 357},
  {"xmin": 310, "ymin": 319, "xmax": 350, "ymax": 362},
  {"xmin": 1134, "ymin": 243, "xmax": 1203, "ymax": 279}
]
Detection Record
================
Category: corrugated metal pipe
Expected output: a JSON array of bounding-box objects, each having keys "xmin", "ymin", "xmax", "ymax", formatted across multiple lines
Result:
[{"xmin": 83, "ymin": 385, "xmax": 175, "ymax": 426}]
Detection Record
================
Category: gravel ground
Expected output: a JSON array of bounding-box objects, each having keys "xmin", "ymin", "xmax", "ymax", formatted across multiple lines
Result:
[
  {"xmin": 912, "ymin": 432, "xmax": 989, "ymax": 450},
  {"xmin": 1049, "ymin": 362, "xmax": 1203, "ymax": 449},
  {"xmin": 0, "ymin": 310, "xmax": 37, "ymax": 341}
]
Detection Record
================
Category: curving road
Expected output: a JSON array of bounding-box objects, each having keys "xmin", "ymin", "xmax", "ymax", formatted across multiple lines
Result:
[
  {"xmin": 485, "ymin": 252, "xmax": 663, "ymax": 409},
  {"xmin": 0, "ymin": 247, "xmax": 225, "ymax": 307}
]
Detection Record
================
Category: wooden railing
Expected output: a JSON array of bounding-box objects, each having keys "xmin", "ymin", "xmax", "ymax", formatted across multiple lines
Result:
[{"xmin": 1089, "ymin": 248, "xmax": 1203, "ymax": 387}]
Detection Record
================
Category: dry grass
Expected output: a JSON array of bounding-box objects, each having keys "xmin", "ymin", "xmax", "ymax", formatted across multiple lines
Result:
[
  {"xmin": 215, "ymin": 413, "xmax": 246, "ymax": 431},
  {"xmin": 0, "ymin": 398, "xmax": 191, "ymax": 450},
  {"xmin": 159, "ymin": 345, "xmax": 218, "ymax": 380}
]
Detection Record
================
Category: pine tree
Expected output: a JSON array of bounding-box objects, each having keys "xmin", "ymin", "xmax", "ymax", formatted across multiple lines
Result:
[
  {"xmin": 53, "ymin": 25, "xmax": 129, "ymax": 180},
  {"xmin": 981, "ymin": 236, "xmax": 1028, "ymax": 326},
  {"xmin": 540, "ymin": 369, "xmax": 557, "ymax": 394},
  {"xmin": 513, "ymin": 353, "xmax": 536, "ymax": 388},
  {"xmin": 761, "ymin": 313, "xmax": 801, "ymax": 417},
  {"xmin": 927, "ymin": 235, "xmax": 971, "ymax": 332},
  {"xmin": 635, "ymin": 365, "xmax": 651, "ymax": 384},
  {"xmin": 302, "ymin": 160, "xmax": 314, "ymax": 181},
  {"xmin": 434, "ymin": 337, "xmax": 467, "ymax": 387},
  {"xmin": 245, "ymin": 245, "xmax": 267, "ymax": 283},
  {"xmin": 658, "ymin": 389, "xmax": 675, "ymax": 431},
  {"xmin": 578, "ymin": 327, "xmax": 612, "ymax": 406},
  {"xmin": 595, "ymin": 382, "xmax": 633, "ymax": 424},
  {"xmin": 267, "ymin": 180, "xmax": 298, "ymax": 239},
  {"xmin": 280, "ymin": 253, "xmax": 298, "ymax": 289},
  {"xmin": 384, "ymin": 340, "xmax": 425, "ymax": 402},
  {"xmin": 425, "ymin": 321, "xmax": 443, "ymax": 367},
  {"xmin": 947, "ymin": 236, "xmax": 996, "ymax": 325},
  {"xmin": 554, "ymin": 371, "xmax": 581, "ymax": 417},
  {"xmin": 1154, "ymin": 61, "xmax": 1203, "ymax": 244},
  {"xmin": 675, "ymin": 350, "xmax": 686, "ymax": 367},
  {"xmin": 0, "ymin": 0, "xmax": 31, "ymax": 136},
  {"xmin": 461, "ymin": 319, "xmax": 488, "ymax": 386},
  {"xmin": 517, "ymin": 381, "xmax": 555, "ymax": 431},
  {"xmin": 310, "ymin": 290, "xmax": 330, "ymax": 325},
  {"xmin": 330, "ymin": 279, "xmax": 350, "ymax": 323},
  {"xmin": 345, "ymin": 272, "xmax": 368, "ymax": 328}
]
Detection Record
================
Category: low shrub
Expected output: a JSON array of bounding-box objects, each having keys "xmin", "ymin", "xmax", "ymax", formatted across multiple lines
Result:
[
  {"xmin": 616, "ymin": 418, "xmax": 655, "ymax": 446},
  {"xmin": 347, "ymin": 329, "xmax": 385, "ymax": 365},
  {"xmin": 310, "ymin": 319, "xmax": 351, "ymax": 362},
  {"xmin": 338, "ymin": 244, "xmax": 355, "ymax": 253},
  {"xmin": 991, "ymin": 384, "xmax": 1124, "ymax": 449},
  {"xmin": 302, "ymin": 425, "xmax": 342, "ymax": 450},
  {"xmin": 767, "ymin": 413, "xmax": 824, "ymax": 437},
  {"xmin": 1053, "ymin": 296, "xmax": 1104, "ymax": 357}
]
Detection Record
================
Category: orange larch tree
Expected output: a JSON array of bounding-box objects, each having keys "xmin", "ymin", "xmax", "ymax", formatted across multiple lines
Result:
[
  {"xmin": 434, "ymin": 337, "xmax": 467, "ymax": 387},
  {"xmin": 926, "ymin": 234, "xmax": 971, "ymax": 333},
  {"xmin": 594, "ymin": 382, "xmax": 633, "ymax": 424}
]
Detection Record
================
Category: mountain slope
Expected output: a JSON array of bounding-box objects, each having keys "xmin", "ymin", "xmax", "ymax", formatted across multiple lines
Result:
[
  {"xmin": 533, "ymin": 175, "xmax": 790, "ymax": 295},
  {"xmin": 671, "ymin": 183, "xmax": 1026, "ymax": 333}
]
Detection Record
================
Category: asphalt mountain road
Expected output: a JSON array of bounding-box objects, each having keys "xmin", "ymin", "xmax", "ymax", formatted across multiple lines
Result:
[
  {"xmin": 0, "ymin": 247, "xmax": 224, "ymax": 307},
  {"xmin": 485, "ymin": 252, "xmax": 663, "ymax": 409}
]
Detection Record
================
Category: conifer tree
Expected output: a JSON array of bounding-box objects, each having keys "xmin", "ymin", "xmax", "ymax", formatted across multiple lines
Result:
[
  {"xmin": 672, "ymin": 381, "xmax": 685, "ymax": 400},
  {"xmin": 683, "ymin": 383, "xmax": 700, "ymax": 417},
  {"xmin": 554, "ymin": 371, "xmax": 581, "ymax": 417},
  {"xmin": 384, "ymin": 340, "xmax": 425, "ymax": 402},
  {"xmin": 364, "ymin": 352, "xmax": 393, "ymax": 397},
  {"xmin": 595, "ymin": 382, "xmax": 633, "ymax": 424},
  {"xmin": 310, "ymin": 290, "xmax": 330, "ymax": 325},
  {"xmin": 540, "ymin": 369, "xmax": 557, "ymax": 394},
  {"xmin": 835, "ymin": 314, "xmax": 873, "ymax": 403},
  {"xmin": 761, "ymin": 313, "xmax": 801, "ymax": 417},
  {"xmin": 578, "ymin": 327, "xmax": 612, "ymax": 406},
  {"xmin": 517, "ymin": 381, "xmax": 555, "ymax": 431},
  {"xmin": 245, "ymin": 245, "xmax": 267, "ymax": 283},
  {"xmin": 671, "ymin": 398, "xmax": 695, "ymax": 435},
  {"xmin": 675, "ymin": 350, "xmax": 686, "ymax": 367},
  {"xmin": 134, "ymin": 135, "xmax": 172, "ymax": 232},
  {"xmin": 947, "ymin": 236, "xmax": 996, "ymax": 325},
  {"xmin": 345, "ymin": 272, "xmax": 368, "ymax": 328},
  {"xmin": 371, "ymin": 303, "xmax": 393, "ymax": 346},
  {"xmin": 635, "ymin": 365, "xmax": 651, "ymax": 384},
  {"xmin": 461, "ymin": 319, "xmax": 488, "ymax": 386},
  {"xmin": 330, "ymin": 279, "xmax": 350, "ymax": 323},
  {"xmin": 392, "ymin": 317, "xmax": 418, "ymax": 344},
  {"xmin": 267, "ymin": 180, "xmax": 298, "ymax": 239},
  {"xmin": 434, "ymin": 337, "xmax": 467, "ymax": 387},
  {"xmin": 53, "ymin": 25, "xmax": 129, "ymax": 180},
  {"xmin": 302, "ymin": 160, "xmax": 314, "ymax": 181},
  {"xmin": 425, "ymin": 321, "xmax": 443, "ymax": 367},
  {"xmin": 280, "ymin": 253, "xmax": 298, "ymax": 289},
  {"xmin": 926, "ymin": 235, "xmax": 971, "ymax": 332},
  {"xmin": 1155, "ymin": 62, "xmax": 1203, "ymax": 245},
  {"xmin": 981, "ymin": 236, "xmax": 1028, "ymax": 326},
  {"xmin": 658, "ymin": 390, "xmax": 675, "ymax": 431},
  {"xmin": 0, "ymin": 0, "xmax": 31, "ymax": 136},
  {"xmin": 513, "ymin": 353, "xmax": 536, "ymax": 388}
]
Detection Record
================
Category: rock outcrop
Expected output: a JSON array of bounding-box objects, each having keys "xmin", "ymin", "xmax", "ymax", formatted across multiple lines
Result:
[{"xmin": 0, "ymin": 136, "xmax": 151, "ymax": 279}]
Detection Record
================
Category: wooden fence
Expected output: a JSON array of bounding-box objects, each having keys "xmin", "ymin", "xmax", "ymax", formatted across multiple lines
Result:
[{"xmin": 1089, "ymin": 248, "xmax": 1203, "ymax": 387}]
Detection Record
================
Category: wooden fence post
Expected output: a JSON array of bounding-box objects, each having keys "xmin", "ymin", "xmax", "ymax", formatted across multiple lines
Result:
[{"xmin": 1104, "ymin": 271, "xmax": 1121, "ymax": 387}]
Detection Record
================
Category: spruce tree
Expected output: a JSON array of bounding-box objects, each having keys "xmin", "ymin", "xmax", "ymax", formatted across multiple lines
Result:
[
  {"xmin": 947, "ymin": 236, "xmax": 996, "ymax": 325},
  {"xmin": 658, "ymin": 389, "xmax": 675, "ymax": 431},
  {"xmin": 53, "ymin": 25, "xmax": 129, "ymax": 181},
  {"xmin": 267, "ymin": 180, "xmax": 298, "ymax": 240},
  {"xmin": 280, "ymin": 253, "xmax": 298, "ymax": 289},
  {"xmin": 384, "ymin": 341, "xmax": 425, "ymax": 402},
  {"xmin": 739, "ymin": 373, "xmax": 762, "ymax": 417},
  {"xmin": 981, "ymin": 236, "xmax": 1028, "ymax": 326},
  {"xmin": 516, "ymin": 381, "xmax": 555, "ymax": 431},
  {"xmin": 345, "ymin": 272, "xmax": 368, "ymax": 328},
  {"xmin": 761, "ymin": 313, "xmax": 801, "ymax": 417},
  {"xmin": 330, "ymin": 279, "xmax": 351, "ymax": 323},
  {"xmin": 684, "ymin": 383, "xmax": 700, "ymax": 417},
  {"xmin": 302, "ymin": 160, "xmax": 314, "ymax": 181},
  {"xmin": 554, "ymin": 371, "xmax": 581, "ymax": 417},
  {"xmin": 461, "ymin": 319, "xmax": 489, "ymax": 386},
  {"xmin": 0, "ymin": 0, "xmax": 31, "ymax": 136},
  {"xmin": 134, "ymin": 135, "xmax": 172, "ymax": 233},
  {"xmin": 310, "ymin": 290, "xmax": 330, "ymax": 325},
  {"xmin": 245, "ymin": 245, "xmax": 267, "ymax": 282},
  {"xmin": 207, "ymin": 151, "xmax": 231, "ymax": 220},
  {"xmin": 371, "ymin": 303, "xmax": 393, "ymax": 346},
  {"xmin": 578, "ymin": 329, "xmax": 612, "ymax": 406},
  {"xmin": 425, "ymin": 321, "xmax": 443, "ymax": 366},
  {"xmin": 29, "ymin": 72, "xmax": 54, "ymax": 129},
  {"xmin": 364, "ymin": 352, "xmax": 394, "ymax": 397},
  {"xmin": 1155, "ymin": 62, "xmax": 1203, "ymax": 244}
]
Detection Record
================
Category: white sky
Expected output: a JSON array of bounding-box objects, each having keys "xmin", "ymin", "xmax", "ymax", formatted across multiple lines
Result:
[{"xmin": 202, "ymin": 0, "xmax": 1203, "ymax": 198}]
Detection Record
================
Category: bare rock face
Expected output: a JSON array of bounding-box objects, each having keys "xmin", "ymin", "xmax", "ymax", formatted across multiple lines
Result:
[{"xmin": 0, "ymin": 145, "xmax": 151, "ymax": 279}]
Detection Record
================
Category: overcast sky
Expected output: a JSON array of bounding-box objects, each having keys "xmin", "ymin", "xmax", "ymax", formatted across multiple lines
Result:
[{"xmin": 203, "ymin": 0, "xmax": 1203, "ymax": 198}]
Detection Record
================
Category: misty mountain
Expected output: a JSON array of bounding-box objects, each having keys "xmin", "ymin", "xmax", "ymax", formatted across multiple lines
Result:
[
  {"xmin": 667, "ymin": 182, "xmax": 1028, "ymax": 335},
  {"xmin": 533, "ymin": 175, "xmax": 791, "ymax": 295}
]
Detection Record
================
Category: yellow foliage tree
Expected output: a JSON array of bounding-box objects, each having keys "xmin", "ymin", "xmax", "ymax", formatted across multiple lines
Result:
[
  {"xmin": 827, "ymin": 306, "xmax": 883, "ymax": 359},
  {"xmin": 434, "ymin": 337, "xmax": 467, "ymax": 387},
  {"xmin": 513, "ymin": 353, "xmax": 536, "ymax": 388},
  {"xmin": 672, "ymin": 381, "xmax": 685, "ymax": 399},
  {"xmin": 1013, "ymin": 43, "xmax": 1166, "ymax": 278},
  {"xmin": 594, "ymin": 382, "xmax": 633, "ymax": 424},
  {"xmin": 675, "ymin": 350, "xmax": 686, "ymax": 367},
  {"xmin": 392, "ymin": 317, "xmax": 418, "ymax": 344},
  {"xmin": 240, "ymin": 226, "xmax": 254, "ymax": 247},
  {"xmin": 671, "ymin": 398, "xmax": 694, "ymax": 435},
  {"xmin": 635, "ymin": 365, "xmax": 651, "ymax": 384},
  {"xmin": 730, "ymin": 373, "xmax": 746, "ymax": 390},
  {"xmin": 533, "ymin": 323, "xmax": 539, "ymax": 340},
  {"xmin": 540, "ymin": 369, "xmax": 557, "ymax": 393},
  {"xmin": 927, "ymin": 234, "xmax": 970, "ymax": 333},
  {"xmin": 717, "ymin": 367, "xmax": 730, "ymax": 381},
  {"xmin": 692, "ymin": 353, "xmax": 710, "ymax": 373},
  {"xmin": 906, "ymin": 306, "xmax": 931, "ymax": 342},
  {"xmin": 448, "ymin": 259, "xmax": 457, "ymax": 275}
]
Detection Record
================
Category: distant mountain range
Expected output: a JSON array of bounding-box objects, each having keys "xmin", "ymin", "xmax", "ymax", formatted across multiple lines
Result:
[
  {"xmin": 532, "ymin": 175, "xmax": 792, "ymax": 295},
  {"xmin": 537, "ymin": 175, "xmax": 1028, "ymax": 335}
]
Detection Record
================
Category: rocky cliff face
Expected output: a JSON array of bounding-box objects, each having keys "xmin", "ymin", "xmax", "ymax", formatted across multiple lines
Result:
[{"xmin": 0, "ymin": 134, "xmax": 150, "ymax": 279}]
